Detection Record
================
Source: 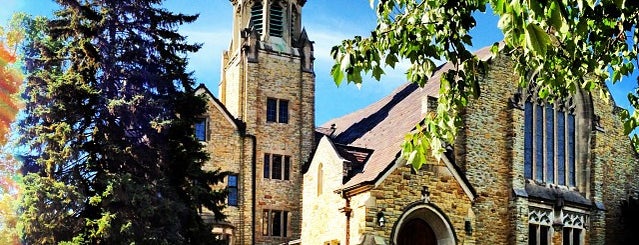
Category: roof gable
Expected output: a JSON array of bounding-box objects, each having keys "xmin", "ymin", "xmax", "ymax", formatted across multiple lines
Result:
[
  {"xmin": 323, "ymin": 45, "xmax": 495, "ymax": 192},
  {"xmin": 195, "ymin": 84, "xmax": 240, "ymax": 131}
]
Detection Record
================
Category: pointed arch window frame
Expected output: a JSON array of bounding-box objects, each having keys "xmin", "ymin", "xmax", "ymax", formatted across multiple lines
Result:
[{"xmin": 522, "ymin": 88, "xmax": 577, "ymax": 187}]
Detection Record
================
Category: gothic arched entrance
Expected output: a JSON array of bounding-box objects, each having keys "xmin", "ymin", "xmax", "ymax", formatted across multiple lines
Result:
[
  {"xmin": 397, "ymin": 218, "xmax": 437, "ymax": 245},
  {"xmin": 391, "ymin": 203, "xmax": 456, "ymax": 245}
]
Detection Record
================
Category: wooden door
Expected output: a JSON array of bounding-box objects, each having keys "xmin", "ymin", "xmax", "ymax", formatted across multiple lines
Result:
[{"xmin": 397, "ymin": 218, "xmax": 437, "ymax": 245}]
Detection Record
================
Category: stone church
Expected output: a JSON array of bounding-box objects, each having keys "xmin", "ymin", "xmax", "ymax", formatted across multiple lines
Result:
[{"xmin": 197, "ymin": 0, "xmax": 639, "ymax": 244}]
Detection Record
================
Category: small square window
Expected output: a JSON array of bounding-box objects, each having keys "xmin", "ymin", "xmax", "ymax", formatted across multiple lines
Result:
[
  {"xmin": 263, "ymin": 153, "xmax": 291, "ymax": 180},
  {"xmin": 266, "ymin": 97, "xmax": 289, "ymax": 124},
  {"xmin": 195, "ymin": 119, "xmax": 207, "ymax": 141}
]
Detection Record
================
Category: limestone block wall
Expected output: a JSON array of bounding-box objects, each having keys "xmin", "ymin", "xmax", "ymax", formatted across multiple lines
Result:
[
  {"xmin": 458, "ymin": 54, "xmax": 639, "ymax": 244},
  {"xmin": 202, "ymin": 96, "xmax": 245, "ymax": 243},
  {"xmin": 460, "ymin": 56, "xmax": 518, "ymax": 244},
  {"xmin": 246, "ymin": 50, "xmax": 313, "ymax": 244},
  {"xmin": 349, "ymin": 192, "xmax": 373, "ymax": 245},
  {"xmin": 221, "ymin": 51, "xmax": 244, "ymax": 119},
  {"xmin": 590, "ymin": 91, "xmax": 639, "ymax": 244},
  {"xmin": 367, "ymin": 162, "xmax": 475, "ymax": 244},
  {"xmin": 301, "ymin": 137, "xmax": 347, "ymax": 244}
]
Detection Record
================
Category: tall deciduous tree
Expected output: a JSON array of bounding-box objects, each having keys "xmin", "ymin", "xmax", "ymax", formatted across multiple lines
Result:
[
  {"xmin": 0, "ymin": 13, "xmax": 26, "ymax": 245},
  {"xmin": 331, "ymin": 0, "xmax": 639, "ymax": 170},
  {"xmin": 18, "ymin": 1, "xmax": 226, "ymax": 244}
]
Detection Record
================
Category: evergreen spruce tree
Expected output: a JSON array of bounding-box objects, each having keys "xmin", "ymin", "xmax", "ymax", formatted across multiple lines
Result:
[{"xmin": 18, "ymin": 1, "xmax": 226, "ymax": 244}]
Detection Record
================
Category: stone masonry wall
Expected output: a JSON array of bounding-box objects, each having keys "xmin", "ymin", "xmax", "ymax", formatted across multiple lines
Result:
[
  {"xmin": 245, "ymin": 50, "xmax": 313, "ymax": 244},
  {"xmin": 461, "ymin": 55, "xmax": 518, "ymax": 244},
  {"xmin": 590, "ymin": 91, "xmax": 639, "ymax": 244},
  {"xmin": 301, "ymin": 137, "xmax": 347, "ymax": 244},
  {"xmin": 369, "ymin": 161, "xmax": 475, "ymax": 244},
  {"xmin": 459, "ymin": 54, "xmax": 639, "ymax": 244},
  {"xmin": 221, "ymin": 52, "xmax": 243, "ymax": 119},
  {"xmin": 202, "ymin": 95, "xmax": 245, "ymax": 243}
]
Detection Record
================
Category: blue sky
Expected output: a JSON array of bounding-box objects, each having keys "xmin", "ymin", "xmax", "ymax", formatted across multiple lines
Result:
[{"xmin": 1, "ymin": 1, "xmax": 635, "ymax": 125}]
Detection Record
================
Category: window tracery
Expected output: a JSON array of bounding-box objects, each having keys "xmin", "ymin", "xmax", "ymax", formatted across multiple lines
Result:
[{"xmin": 522, "ymin": 86, "xmax": 577, "ymax": 187}]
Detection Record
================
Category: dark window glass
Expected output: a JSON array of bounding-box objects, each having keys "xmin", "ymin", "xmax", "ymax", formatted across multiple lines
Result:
[
  {"xmin": 529, "ymin": 224, "xmax": 537, "ymax": 245},
  {"xmin": 563, "ymin": 227, "xmax": 570, "ymax": 245},
  {"xmin": 572, "ymin": 229, "xmax": 581, "ymax": 244},
  {"xmin": 269, "ymin": 4, "xmax": 284, "ymax": 37},
  {"xmin": 524, "ymin": 102, "xmax": 533, "ymax": 179},
  {"xmin": 272, "ymin": 210, "xmax": 282, "ymax": 236},
  {"xmin": 282, "ymin": 211, "xmax": 288, "ymax": 237},
  {"xmin": 525, "ymin": 98, "xmax": 576, "ymax": 186},
  {"xmin": 228, "ymin": 175, "xmax": 238, "ymax": 206},
  {"xmin": 557, "ymin": 111, "xmax": 566, "ymax": 186},
  {"xmin": 272, "ymin": 155, "xmax": 282, "ymax": 179},
  {"xmin": 264, "ymin": 154, "xmax": 271, "ymax": 179},
  {"xmin": 568, "ymin": 114, "xmax": 576, "ymax": 186},
  {"xmin": 251, "ymin": 4, "xmax": 263, "ymax": 34},
  {"xmin": 284, "ymin": 156, "xmax": 290, "ymax": 180},
  {"xmin": 535, "ymin": 104, "xmax": 544, "ymax": 181},
  {"xmin": 195, "ymin": 119, "xmax": 206, "ymax": 141},
  {"xmin": 267, "ymin": 98, "xmax": 277, "ymax": 122},
  {"xmin": 545, "ymin": 105, "xmax": 554, "ymax": 183},
  {"xmin": 540, "ymin": 225, "xmax": 549, "ymax": 245},
  {"xmin": 279, "ymin": 100, "xmax": 289, "ymax": 123}
]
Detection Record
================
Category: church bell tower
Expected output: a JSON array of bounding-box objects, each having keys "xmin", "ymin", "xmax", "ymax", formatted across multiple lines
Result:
[{"xmin": 219, "ymin": 0, "xmax": 314, "ymax": 244}]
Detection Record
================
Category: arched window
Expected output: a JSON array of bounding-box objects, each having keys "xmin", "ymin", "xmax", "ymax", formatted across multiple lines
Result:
[
  {"xmin": 317, "ymin": 163, "xmax": 323, "ymax": 196},
  {"xmin": 269, "ymin": 3, "xmax": 284, "ymax": 37},
  {"xmin": 523, "ymin": 95, "xmax": 577, "ymax": 187},
  {"xmin": 250, "ymin": 3, "xmax": 263, "ymax": 35}
]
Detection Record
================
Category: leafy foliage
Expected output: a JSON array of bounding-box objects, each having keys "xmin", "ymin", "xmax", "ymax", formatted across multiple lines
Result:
[
  {"xmin": 17, "ymin": 1, "xmax": 226, "ymax": 244},
  {"xmin": 0, "ymin": 14, "xmax": 25, "ymax": 145},
  {"xmin": 0, "ymin": 14, "xmax": 26, "ymax": 245},
  {"xmin": 331, "ymin": 0, "xmax": 639, "ymax": 170}
]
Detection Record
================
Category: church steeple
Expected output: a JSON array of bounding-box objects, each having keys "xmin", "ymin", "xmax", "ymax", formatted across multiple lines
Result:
[
  {"xmin": 229, "ymin": 0, "xmax": 306, "ymax": 54},
  {"xmin": 216, "ymin": 1, "xmax": 315, "ymax": 243}
]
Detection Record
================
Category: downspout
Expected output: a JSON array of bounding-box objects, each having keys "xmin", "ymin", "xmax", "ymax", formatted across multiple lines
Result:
[
  {"xmin": 341, "ymin": 192, "xmax": 352, "ymax": 245},
  {"xmin": 246, "ymin": 134, "xmax": 257, "ymax": 245}
]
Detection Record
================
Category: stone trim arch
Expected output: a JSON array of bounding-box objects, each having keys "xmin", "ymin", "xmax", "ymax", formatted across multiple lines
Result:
[{"xmin": 390, "ymin": 202, "xmax": 457, "ymax": 245}]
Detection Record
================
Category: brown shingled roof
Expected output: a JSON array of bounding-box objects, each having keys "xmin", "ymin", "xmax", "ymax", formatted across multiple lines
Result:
[{"xmin": 323, "ymin": 46, "xmax": 495, "ymax": 190}]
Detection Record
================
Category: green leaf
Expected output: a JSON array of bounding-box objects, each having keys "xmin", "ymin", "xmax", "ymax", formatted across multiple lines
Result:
[
  {"xmin": 331, "ymin": 64, "xmax": 344, "ymax": 86},
  {"xmin": 548, "ymin": 1, "xmax": 569, "ymax": 35},
  {"xmin": 525, "ymin": 23, "xmax": 551, "ymax": 56},
  {"xmin": 372, "ymin": 65, "xmax": 385, "ymax": 81},
  {"xmin": 385, "ymin": 53, "xmax": 398, "ymax": 68},
  {"xmin": 526, "ymin": 0, "xmax": 542, "ymax": 15}
]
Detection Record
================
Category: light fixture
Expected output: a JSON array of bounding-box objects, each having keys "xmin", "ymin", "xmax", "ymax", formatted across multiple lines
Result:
[
  {"xmin": 376, "ymin": 211, "xmax": 385, "ymax": 227},
  {"xmin": 464, "ymin": 218, "xmax": 473, "ymax": 235}
]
